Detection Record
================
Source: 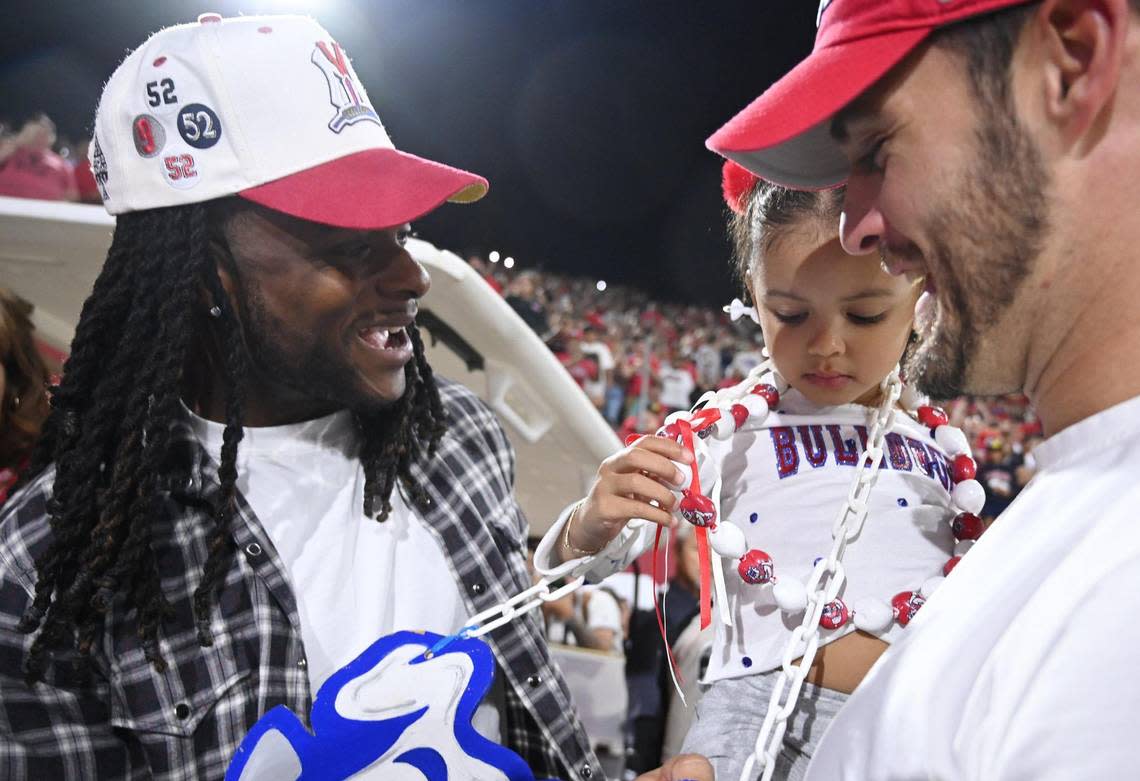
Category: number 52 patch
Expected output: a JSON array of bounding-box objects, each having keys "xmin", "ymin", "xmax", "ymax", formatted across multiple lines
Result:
[
  {"xmin": 177, "ymin": 103, "xmax": 222, "ymax": 149},
  {"xmin": 163, "ymin": 153, "xmax": 199, "ymax": 190}
]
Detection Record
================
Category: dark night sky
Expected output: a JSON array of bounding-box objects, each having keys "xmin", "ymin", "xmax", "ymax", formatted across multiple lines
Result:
[{"xmin": 2, "ymin": 1, "xmax": 816, "ymax": 306}]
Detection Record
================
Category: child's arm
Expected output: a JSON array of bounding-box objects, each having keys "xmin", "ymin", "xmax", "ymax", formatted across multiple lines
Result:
[{"xmin": 533, "ymin": 434, "xmax": 691, "ymax": 582}]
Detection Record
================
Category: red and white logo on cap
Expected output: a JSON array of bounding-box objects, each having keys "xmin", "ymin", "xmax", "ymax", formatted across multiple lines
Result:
[{"xmin": 311, "ymin": 40, "xmax": 381, "ymax": 134}]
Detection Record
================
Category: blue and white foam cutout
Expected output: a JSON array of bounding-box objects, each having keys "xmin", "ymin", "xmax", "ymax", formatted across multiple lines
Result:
[{"xmin": 226, "ymin": 630, "xmax": 557, "ymax": 781}]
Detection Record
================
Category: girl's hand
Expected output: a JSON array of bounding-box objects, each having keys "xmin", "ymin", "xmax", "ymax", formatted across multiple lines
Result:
[{"xmin": 563, "ymin": 434, "xmax": 692, "ymax": 557}]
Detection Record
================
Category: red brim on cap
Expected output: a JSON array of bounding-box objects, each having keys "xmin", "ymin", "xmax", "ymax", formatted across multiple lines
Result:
[
  {"xmin": 239, "ymin": 148, "xmax": 488, "ymax": 230},
  {"xmin": 706, "ymin": 26, "xmax": 931, "ymax": 190}
]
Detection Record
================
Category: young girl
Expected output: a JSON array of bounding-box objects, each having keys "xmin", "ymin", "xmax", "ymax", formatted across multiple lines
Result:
[{"xmin": 534, "ymin": 169, "xmax": 984, "ymax": 780}]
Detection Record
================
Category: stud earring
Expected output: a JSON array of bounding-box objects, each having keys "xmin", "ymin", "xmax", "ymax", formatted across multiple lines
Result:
[{"xmin": 208, "ymin": 305, "xmax": 222, "ymax": 318}]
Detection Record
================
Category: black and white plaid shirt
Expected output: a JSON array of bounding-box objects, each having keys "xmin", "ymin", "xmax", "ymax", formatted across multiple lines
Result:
[{"xmin": 0, "ymin": 379, "xmax": 601, "ymax": 780}]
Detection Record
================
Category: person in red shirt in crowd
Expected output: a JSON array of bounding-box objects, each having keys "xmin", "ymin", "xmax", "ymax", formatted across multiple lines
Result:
[
  {"xmin": 0, "ymin": 115, "xmax": 77, "ymax": 202},
  {"xmin": 560, "ymin": 336, "xmax": 599, "ymax": 389},
  {"xmin": 0, "ymin": 288, "xmax": 51, "ymax": 506}
]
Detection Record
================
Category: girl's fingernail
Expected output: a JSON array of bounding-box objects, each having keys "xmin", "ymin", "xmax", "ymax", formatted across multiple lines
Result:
[{"xmin": 673, "ymin": 468, "xmax": 685, "ymax": 485}]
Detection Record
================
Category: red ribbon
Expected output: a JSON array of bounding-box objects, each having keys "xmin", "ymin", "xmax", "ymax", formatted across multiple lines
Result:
[{"xmin": 677, "ymin": 420, "xmax": 713, "ymax": 630}]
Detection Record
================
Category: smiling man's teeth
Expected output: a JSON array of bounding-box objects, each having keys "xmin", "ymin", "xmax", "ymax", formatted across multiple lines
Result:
[{"xmin": 360, "ymin": 326, "xmax": 390, "ymax": 349}]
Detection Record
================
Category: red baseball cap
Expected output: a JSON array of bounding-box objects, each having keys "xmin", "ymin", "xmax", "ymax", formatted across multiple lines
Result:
[{"xmin": 706, "ymin": 0, "xmax": 1035, "ymax": 189}]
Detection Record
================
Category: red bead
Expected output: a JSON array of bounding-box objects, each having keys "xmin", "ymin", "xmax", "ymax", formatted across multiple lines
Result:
[
  {"xmin": 819, "ymin": 598, "xmax": 850, "ymax": 629},
  {"xmin": 751, "ymin": 383, "xmax": 780, "ymax": 408},
  {"xmin": 738, "ymin": 549, "xmax": 774, "ymax": 584},
  {"xmin": 951, "ymin": 454, "xmax": 977, "ymax": 482},
  {"xmin": 679, "ymin": 492, "xmax": 717, "ymax": 529},
  {"xmin": 943, "ymin": 556, "xmax": 962, "ymax": 576},
  {"xmin": 892, "ymin": 591, "xmax": 926, "ymax": 627},
  {"xmin": 917, "ymin": 405, "xmax": 949, "ymax": 429},
  {"xmin": 730, "ymin": 403, "xmax": 749, "ymax": 430},
  {"xmin": 951, "ymin": 512, "xmax": 985, "ymax": 541}
]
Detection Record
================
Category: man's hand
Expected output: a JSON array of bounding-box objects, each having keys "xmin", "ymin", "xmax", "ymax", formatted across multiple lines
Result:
[{"xmin": 635, "ymin": 753, "xmax": 715, "ymax": 781}]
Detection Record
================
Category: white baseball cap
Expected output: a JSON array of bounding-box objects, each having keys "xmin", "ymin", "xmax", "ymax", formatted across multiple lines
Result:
[{"xmin": 90, "ymin": 12, "xmax": 488, "ymax": 229}]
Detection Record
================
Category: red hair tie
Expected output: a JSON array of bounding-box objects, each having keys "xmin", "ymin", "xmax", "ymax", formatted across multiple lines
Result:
[{"xmin": 721, "ymin": 159, "xmax": 759, "ymax": 215}]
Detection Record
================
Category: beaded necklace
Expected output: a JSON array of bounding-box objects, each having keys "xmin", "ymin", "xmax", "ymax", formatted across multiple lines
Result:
[{"xmin": 657, "ymin": 307, "xmax": 985, "ymax": 781}]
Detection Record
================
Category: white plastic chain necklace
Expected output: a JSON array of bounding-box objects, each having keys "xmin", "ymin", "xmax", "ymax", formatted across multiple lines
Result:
[{"xmin": 741, "ymin": 367, "xmax": 902, "ymax": 781}]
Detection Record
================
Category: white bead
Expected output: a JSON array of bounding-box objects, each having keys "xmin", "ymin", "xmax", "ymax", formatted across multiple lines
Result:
[
  {"xmin": 935, "ymin": 425, "xmax": 970, "ymax": 457},
  {"xmin": 672, "ymin": 456, "xmax": 719, "ymax": 493},
  {"xmin": 712, "ymin": 414, "xmax": 735, "ymax": 441},
  {"xmin": 709, "ymin": 523, "xmax": 746, "ymax": 559},
  {"xmin": 951, "ymin": 479, "xmax": 985, "ymax": 514},
  {"xmin": 740, "ymin": 395, "xmax": 769, "ymax": 421},
  {"xmin": 672, "ymin": 460, "xmax": 693, "ymax": 491},
  {"xmin": 772, "ymin": 578, "xmax": 808, "ymax": 613},
  {"xmin": 954, "ymin": 539, "xmax": 976, "ymax": 557},
  {"xmin": 852, "ymin": 600, "xmax": 894, "ymax": 633},
  {"xmin": 920, "ymin": 576, "xmax": 945, "ymax": 598}
]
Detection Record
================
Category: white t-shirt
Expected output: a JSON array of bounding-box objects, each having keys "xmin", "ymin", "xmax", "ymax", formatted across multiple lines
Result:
[
  {"xmin": 186, "ymin": 406, "xmax": 501, "ymax": 740},
  {"xmin": 580, "ymin": 341, "xmax": 614, "ymax": 404},
  {"xmin": 536, "ymin": 389, "xmax": 956, "ymax": 679},
  {"xmin": 805, "ymin": 393, "xmax": 1140, "ymax": 780},
  {"xmin": 659, "ymin": 366, "xmax": 697, "ymax": 411},
  {"xmin": 706, "ymin": 389, "xmax": 955, "ymax": 679}
]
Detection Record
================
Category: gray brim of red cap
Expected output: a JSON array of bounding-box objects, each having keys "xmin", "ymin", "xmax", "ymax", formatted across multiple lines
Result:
[
  {"xmin": 239, "ymin": 147, "xmax": 488, "ymax": 230},
  {"xmin": 706, "ymin": 26, "xmax": 932, "ymax": 190}
]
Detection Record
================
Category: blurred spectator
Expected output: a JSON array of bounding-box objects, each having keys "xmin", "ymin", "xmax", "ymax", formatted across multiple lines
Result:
[
  {"xmin": 561, "ymin": 337, "xmax": 600, "ymax": 391},
  {"xmin": 658, "ymin": 358, "xmax": 696, "ymax": 414},
  {"xmin": 1015, "ymin": 434, "xmax": 1045, "ymax": 492},
  {"xmin": 694, "ymin": 334, "xmax": 722, "ymax": 389},
  {"xmin": 580, "ymin": 324, "xmax": 615, "ymax": 412},
  {"xmin": 728, "ymin": 335, "xmax": 765, "ymax": 378},
  {"xmin": 505, "ymin": 272, "xmax": 549, "ymax": 335},
  {"xmin": 542, "ymin": 585, "xmax": 626, "ymax": 655},
  {"xmin": 977, "ymin": 439, "xmax": 1016, "ymax": 521},
  {"xmin": 0, "ymin": 115, "xmax": 78, "ymax": 202},
  {"xmin": 0, "ymin": 288, "xmax": 51, "ymax": 505}
]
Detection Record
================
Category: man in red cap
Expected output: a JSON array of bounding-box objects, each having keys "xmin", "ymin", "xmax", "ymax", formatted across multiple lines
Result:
[
  {"xmin": 708, "ymin": 0, "xmax": 1140, "ymax": 777},
  {"xmin": 0, "ymin": 14, "xmax": 603, "ymax": 780}
]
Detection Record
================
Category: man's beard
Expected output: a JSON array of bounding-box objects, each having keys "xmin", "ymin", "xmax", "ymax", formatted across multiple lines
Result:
[
  {"xmin": 905, "ymin": 102, "xmax": 1051, "ymax": 400},
  {"xmin": 237, "ymin": 287, "xmax": 406, "ymax": 416}
]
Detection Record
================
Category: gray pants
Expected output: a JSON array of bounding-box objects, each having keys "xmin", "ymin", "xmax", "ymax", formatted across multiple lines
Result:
[{"xmin": 679, "ymin": 671, "xmax": 848, "ymax": 781}]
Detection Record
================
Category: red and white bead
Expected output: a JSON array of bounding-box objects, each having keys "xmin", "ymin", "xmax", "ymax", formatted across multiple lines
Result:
[
  {"xmin": 951, "ymin": 453, "xmax": 977, "ymax": 482},
  {"xmin": 819, "ymin": 598, "xmax": 850, "ymax": 629},
  {"xmin": 739, "ymin": 549, "xmax": 775, "ymax": 585},
  {"xmin": 891, "ymin": 590, "xmax": 926, "ymax": 627},
  {"xmin": 750, "ymin": 383, "xmax": 780, "ymax": 409},
  {"xmin": 951, "ymin": 511, "xmax": 985, "ymax": 541},
  {"xmin": 678, "ymin": 491, "xmax": 717, "ymax": 529},
  {"xmin": 916, "ymin": 405, "xmax": 949, "ymax": 429}
]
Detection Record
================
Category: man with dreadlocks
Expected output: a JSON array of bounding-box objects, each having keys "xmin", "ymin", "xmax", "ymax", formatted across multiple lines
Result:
[{"xmin": 0, "ymin": 14, "xmax": 601, "ymax": 780}]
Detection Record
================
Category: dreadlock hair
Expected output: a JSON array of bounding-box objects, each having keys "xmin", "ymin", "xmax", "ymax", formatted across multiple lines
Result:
[{"xmin": 19, "ymin": 200, "xmax": 447, "ymax": 683}]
